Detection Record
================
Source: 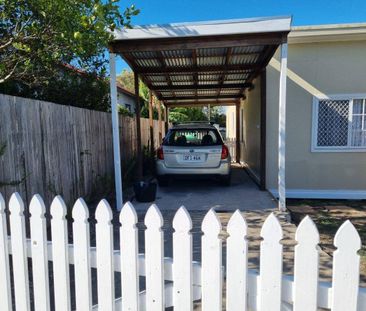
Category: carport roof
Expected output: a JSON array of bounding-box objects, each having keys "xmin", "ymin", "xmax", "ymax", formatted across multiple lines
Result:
[{"xmin": 109, "ymin": 16, "xmax": 292, "ymax": 107}]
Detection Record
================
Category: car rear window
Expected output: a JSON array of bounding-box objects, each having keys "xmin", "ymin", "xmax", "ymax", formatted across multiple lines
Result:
[{"xmin": 163, "ymin": 128, "xmax": 223, "ymax": 146}]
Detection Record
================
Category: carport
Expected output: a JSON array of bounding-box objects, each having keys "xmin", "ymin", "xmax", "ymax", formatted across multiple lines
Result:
[{"xmin": 108, "ymin": 16, "xmax": 292, "ymax": 211}]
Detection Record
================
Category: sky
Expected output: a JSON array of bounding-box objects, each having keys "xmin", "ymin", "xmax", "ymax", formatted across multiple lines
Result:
[{"xmin": 115, "ymin": 0, "xmax": 366, "ymax": 73}]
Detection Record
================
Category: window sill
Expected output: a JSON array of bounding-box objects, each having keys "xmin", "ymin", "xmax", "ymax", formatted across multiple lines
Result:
[{"xmin": 311, "ymin": 147, "xmax": 366, "ymax": 153}]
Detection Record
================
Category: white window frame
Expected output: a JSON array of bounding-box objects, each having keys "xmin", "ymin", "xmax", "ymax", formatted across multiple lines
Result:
[{"xmin": 311, "ymin": 93, "xmax": 366, "ymax": 152}]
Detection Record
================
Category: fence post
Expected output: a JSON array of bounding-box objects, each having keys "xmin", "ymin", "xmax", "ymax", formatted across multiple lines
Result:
[
  {"xmin": 226, "ymin": 210, "xmax": 248, "ymax": 311},
  {"xmin": 201, "ymin": 209, "xmax": 222, "ymax": 311},
  {"xmin": 30, "ymin": 195, "xmax": 50, "ymax": 311},
  {"xmin": 259, "ymin": 213, "xmax": 283, "ymax": 311},
  {"xmin": 173, "ymin": 206, "xmax": 193, "ymax": 311},
  {"xmin": 0, "ymin": 194, "xmax": 12, "ymax": 311}
]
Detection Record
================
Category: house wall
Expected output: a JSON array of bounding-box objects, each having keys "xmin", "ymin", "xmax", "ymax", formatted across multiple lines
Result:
[
  {"xmin": 266, "ymin": 40, "xmax": 366, "ymax": 197},
  {"xmin": 117, "ymin": 91, "xmax": 136, "ymax": 113},
  {"xmin": 242, "ymin": 78, "xmax": 261, "ymax": 180}
]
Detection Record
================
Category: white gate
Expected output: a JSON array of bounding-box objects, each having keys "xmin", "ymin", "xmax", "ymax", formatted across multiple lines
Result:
[{"xmin": 1, "ymin": 192, "xmax": 365, "ymax": 310}]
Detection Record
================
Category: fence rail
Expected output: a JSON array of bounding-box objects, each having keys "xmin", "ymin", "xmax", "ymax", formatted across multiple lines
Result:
[
  {"xmin": 1, "ymin": 192, "xmax": 366, "ymax": 311},
  {"xmin": 0, "ymin": 94, "xmax": 166, "ymax": 207}
]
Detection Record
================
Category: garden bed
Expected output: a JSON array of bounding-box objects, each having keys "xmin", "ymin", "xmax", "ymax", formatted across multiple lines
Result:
[{"xmin": 288, "ymin": 199, "xmax": 366, "ymax": 286}]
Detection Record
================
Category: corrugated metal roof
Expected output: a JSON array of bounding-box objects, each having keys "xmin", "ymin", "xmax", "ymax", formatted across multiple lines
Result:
[{"xmin": 110, "ymin": 16, "xmax": 292, "ymax": 106}]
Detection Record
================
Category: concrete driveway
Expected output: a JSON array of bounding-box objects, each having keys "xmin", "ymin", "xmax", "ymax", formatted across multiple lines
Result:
[{"xmin": 132, "ymin": 164, "xmax": 277, "ymax": 212}]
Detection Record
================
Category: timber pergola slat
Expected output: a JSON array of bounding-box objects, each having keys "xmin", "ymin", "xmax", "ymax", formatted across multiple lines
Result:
[{"xmin": 108, "ymin": 16, "xmax": 292, "ymax": 211}]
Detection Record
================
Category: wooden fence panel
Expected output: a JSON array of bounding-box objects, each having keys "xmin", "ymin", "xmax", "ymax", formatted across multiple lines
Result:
[{"xmin": 0, "ymin": 94, "xmax": 166, "ymax": 207}]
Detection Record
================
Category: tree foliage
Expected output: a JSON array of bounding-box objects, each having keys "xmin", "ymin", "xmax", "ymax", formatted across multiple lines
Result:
[
  {"xmin": 168, "ymin": 106, "xmax": 226, "ymax": 127},
  {"xmin": 169, "ymin": 107, "xmax": 208, "ymax": 123},
  {"xmin": 0, "ymin": 0, "xmax": 139, "ymax": 110},
  {"xmin": 117, "ymin": 69, "xmax": 165, "ymax": 119}
]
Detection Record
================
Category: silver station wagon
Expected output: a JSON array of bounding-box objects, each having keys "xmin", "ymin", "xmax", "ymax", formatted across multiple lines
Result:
[{"xmin": 156, "ymin": 122, "xmax": 231, "ymax": 186}]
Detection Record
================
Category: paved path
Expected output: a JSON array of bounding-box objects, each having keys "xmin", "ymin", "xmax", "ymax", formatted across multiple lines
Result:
[{"xmin": 132, "ymin": 164, "xmax": 277, "ymax": 212}]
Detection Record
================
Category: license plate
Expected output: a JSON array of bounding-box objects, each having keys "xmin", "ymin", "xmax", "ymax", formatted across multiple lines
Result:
[{"xmin": 182, "ymin": 154, "xmax": 202, "ymax": 161}]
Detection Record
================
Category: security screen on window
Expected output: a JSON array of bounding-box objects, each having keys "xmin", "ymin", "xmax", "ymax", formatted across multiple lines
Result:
[{"xmin": 314, "ymin": 97, "xmax": 366, "ymax": 150}]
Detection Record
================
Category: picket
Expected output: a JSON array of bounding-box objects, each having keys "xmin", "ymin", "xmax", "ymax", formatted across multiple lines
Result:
[
  {"xmin": 226, "ymin": 210, "xmax": 248, "ymax": 311},
  {"xmin": 95, "ymin": 199, "xmax": 115, "ymax": 311},
  {"xmin": 331, "ymin": 220, "xmax": 361, "ymax": 311},
  {"xmin": 30, "ymin": 195, "xmax": 50, "ymax": 311},
  {"xmin": 51, "ymin": 196, "xmax": 71, "ymax": 311},
  {"xmin": 259, "ymin": 213, "xmax": 283, "ymax": 311},
  {"xmin": 172, "ymin": 206, "xmax": 193, "ymax": 311},
  {"xmin": 120, "ymin": 202, "xmax": 140, "ymax": 311},
  {"xmin": 293, "ymin": 216, "xmax": 319, "ymax": 311},
  {"xmin": 72, "ymin": 198, "xmax": 92, "ymax": 311},
  {"xmin": 0, "ymin": 194, "xmax": 12, "ymax": 311},
  {"xmin": 145, "ymin": 204, "xmax": 165, "ymax": 311},
  {"xmin": 9, "ymin": 192, "xmax": 31, "ymax": 311},
  {"xmin": 201, "ymin": 209, "xmax": 222, "ymax": 311},
  {"xmin": 0, "ymin": 192, "xmax": 366, "ymax": 311}
]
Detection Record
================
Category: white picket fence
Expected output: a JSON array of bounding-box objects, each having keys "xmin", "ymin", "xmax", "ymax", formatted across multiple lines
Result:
[{"xmin": 1, "ymin": 192, "xmax": 366, "ymax": 311}]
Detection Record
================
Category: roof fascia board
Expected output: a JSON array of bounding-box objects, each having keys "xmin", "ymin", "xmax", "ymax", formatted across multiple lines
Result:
[
  {"xmin": 112, "ymin": 16, "xmax": 292, "ymax": 41},
  {"xmin": 289, "ymin": 24, "xmax": 366, "ymax": 44}
]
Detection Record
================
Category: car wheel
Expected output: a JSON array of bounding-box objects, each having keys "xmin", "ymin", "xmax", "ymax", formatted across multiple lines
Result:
[
  {"xmin": 157, "ymin": 176, "xmax": 169, "ymax": 187},
  {"xmin": 220, "ymin": 174, "xmax": 231, "ymax": 186}
]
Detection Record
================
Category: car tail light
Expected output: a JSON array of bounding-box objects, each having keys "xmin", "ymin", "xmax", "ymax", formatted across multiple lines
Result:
[
  {"xmin": 157, "ymin": 146, "xmax": 164, "ymax": 160},
  {"xmin": 221, "ymin": 144, "xmax": 229, "ymax": 160}
]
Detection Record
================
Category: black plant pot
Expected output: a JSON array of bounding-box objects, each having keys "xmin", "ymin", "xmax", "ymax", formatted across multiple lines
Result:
[{"xmin": 134, "ymin": 181, "xmax": 157, "ymax": 202}]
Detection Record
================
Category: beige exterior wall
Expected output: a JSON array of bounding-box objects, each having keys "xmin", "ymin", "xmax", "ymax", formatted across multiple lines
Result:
[
  {"xmin": 242, "ymin": 78, "xmax": 261, "ymax": 179},
  {"xmin": 226, "ymin": 106, "xmax": 236, "ymax": 139},
  {"xmin": 266, "ymin": 40, "xmax": 366, "ymax": 194}
]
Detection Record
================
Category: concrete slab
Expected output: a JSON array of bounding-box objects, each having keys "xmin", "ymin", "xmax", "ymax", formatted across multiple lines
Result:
[{"xmin": 132, "ymin": 164, "xmax": 277, "ymax": 212}]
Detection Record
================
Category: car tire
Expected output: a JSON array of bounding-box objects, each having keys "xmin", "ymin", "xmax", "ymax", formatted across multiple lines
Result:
[
  {"xmin": 220, "ymin": 174, "xmax": 231, "ymax": 186},
  {"xmin": 157, "ymin": 176, "xmax": 169, "ymax": 187}
]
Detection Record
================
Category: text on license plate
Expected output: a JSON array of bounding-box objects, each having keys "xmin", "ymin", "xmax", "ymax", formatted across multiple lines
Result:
[{"xmin": 183, "ymin": 154, "xmax": 202, "ymax": 161}]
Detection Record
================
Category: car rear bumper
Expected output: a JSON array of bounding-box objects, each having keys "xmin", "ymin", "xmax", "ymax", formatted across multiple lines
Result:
[{"xmin": 156, "ymin": 160, "xmax": 231, "ymax": 176}]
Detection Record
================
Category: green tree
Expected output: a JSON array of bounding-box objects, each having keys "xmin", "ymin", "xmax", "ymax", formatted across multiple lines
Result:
[
  {"xmin": 117, "ymin": 69, "xmax": 149, "ymax": 100},
  {"xmin": 117, "ymin": 69, "xmax": 166, "ymax": 119},
  {"xmin": 0, "ymin": 0, "xmax": 139, "ymax": 110},
  {"xmin": 210, "ymin": 106, "xmax": 226, "ymax": 127},
  {"xmin": 168, "ymin": 107, "xmax": 208, "ymax": 123}
]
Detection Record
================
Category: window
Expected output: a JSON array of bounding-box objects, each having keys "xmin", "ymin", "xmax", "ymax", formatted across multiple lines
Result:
[
  {"xmin": 312, "ymin": 95, "xmax": 366, "ymax": 151},
  {"xmin": 163, "ymin": 128, "xmax": 223, "ymax": 146}
]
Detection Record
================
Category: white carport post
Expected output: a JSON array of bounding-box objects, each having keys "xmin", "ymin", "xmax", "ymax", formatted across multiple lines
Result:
[
  {"xmin": 109, "ymin": 52, "xmax": 123, "ymax": 210},
  {"xmin": 278, "ymin": 43, "xmax": 288, "ymax": 212}
]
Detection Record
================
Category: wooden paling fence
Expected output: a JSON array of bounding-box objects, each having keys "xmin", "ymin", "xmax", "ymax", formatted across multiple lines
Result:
[
  {"xmin": 0, "ymin": 94, "xmax": 166, "ymax": 206},
  {"xmin": 1, "ymin": 192, "xmax": 366, "ymax": 311}
]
